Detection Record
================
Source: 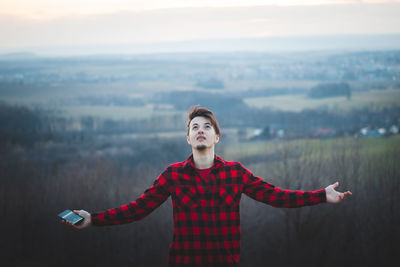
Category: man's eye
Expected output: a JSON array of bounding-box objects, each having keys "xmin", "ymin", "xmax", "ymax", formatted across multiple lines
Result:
[{"xmin": 206, "ymin": 125, "xmax": 211, "ymax": 128}]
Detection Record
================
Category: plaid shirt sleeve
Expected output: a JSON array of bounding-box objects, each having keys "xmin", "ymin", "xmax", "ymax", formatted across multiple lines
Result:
[
  {"xmin": 90, "ymin": 170, "xmax": 171, "ymax": 226},
  {"xmin": 240, "ymin": 164, "xmax": 326, "ymax": 208}
]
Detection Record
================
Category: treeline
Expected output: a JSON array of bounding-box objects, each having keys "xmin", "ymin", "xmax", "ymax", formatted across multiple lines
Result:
[
  {"xmin": 308, "ymin": 82, "xmax": 351, "ymax": 99},
  {"xmin": 195, "ymin": 77, "xmax": 225, "ymax": 89},
  {"xmin": 151, "ymin": 91, "xmax": 399, "ymax": 136},
  {"xmin": 1, "ymin": 102, "xmax": 399, "ymax": 147},
  {"xmin": 0, "ymin": 103, "xmax": 54, "ymax": 146}
]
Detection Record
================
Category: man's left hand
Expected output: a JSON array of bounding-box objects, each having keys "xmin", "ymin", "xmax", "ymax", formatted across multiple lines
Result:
[{"xmin": 325, "ymin": 182, "xmax": 352, "ymax": 204}]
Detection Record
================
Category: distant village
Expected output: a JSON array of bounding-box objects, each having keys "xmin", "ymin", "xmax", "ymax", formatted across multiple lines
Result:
[{"xmin": 222, "ymin": 124, "xmax": 400, "ymax": 142}]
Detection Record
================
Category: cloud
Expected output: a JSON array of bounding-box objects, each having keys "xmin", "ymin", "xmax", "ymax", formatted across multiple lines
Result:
[{"xmin": 0, "ymin": 3, "xmax": 399, "ymax": 53}]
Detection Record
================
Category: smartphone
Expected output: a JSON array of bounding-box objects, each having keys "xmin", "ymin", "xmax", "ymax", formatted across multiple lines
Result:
[{"xmin": 58, "ymin": 209, "xmax": 84, "ymax": 225}]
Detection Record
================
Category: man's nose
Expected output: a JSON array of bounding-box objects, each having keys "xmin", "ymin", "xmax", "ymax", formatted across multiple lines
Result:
[{"xmin": 198, "ymin": 129, "xmax": 204, "ymax": 134}]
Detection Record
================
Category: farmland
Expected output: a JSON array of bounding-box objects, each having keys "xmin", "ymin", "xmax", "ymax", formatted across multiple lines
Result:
[{"xmin": 244, "ymin": 88, "xmax": 400, "ymax": 112}]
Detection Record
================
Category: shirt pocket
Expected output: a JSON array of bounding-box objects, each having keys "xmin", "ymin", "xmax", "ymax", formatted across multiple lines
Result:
[
  {"xmin": 175, "ymin": 185, "xmax": 199, "ymax": 210},
  {"xmin": 217, "ymin": 184, "xmax": 241, "ymax": 207}
]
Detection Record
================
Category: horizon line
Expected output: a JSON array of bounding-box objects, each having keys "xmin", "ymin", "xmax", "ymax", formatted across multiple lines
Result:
[{"xmin": 2, "ymin": 33, "xmax": 400, "ymax": 57}]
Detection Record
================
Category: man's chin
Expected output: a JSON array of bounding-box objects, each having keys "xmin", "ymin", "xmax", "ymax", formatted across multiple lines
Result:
[{"xmin": 195, "ymin": 144, "xmax": 207, "ymax": 151}]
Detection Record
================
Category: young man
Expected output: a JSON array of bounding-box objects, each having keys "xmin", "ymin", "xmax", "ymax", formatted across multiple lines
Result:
[{"xmin": 64, "ymin": 106, "xmax": 352, "ymax": 266}]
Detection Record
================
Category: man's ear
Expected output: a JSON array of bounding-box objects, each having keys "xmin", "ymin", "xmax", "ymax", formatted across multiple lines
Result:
[
  {"xmin": 186, "ymin": 135, "xmax": 191, "ymax": 145},
  {"xmin": 214, "ymin": 134, "xmax": 220, "ymax": 144}
]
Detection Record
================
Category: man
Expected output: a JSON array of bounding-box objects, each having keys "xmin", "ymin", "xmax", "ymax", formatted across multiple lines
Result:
[{"xmin": 63, "ymin": 106, "xmax": 352, "ymax": 266}]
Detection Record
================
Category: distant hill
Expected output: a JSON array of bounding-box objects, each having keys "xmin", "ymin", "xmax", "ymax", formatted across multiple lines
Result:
[{"xmin": 2, "ymin": 34, "xmax": 400, "ymax": 57}]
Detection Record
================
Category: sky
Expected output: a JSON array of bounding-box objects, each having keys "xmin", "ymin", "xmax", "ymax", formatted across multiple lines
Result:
[
  {"xmin": 1, "ymin": 0, "xmax": 399, "ymax": 18},
  {"xmin": 0, "ymin": 0, "xmax": 399, "ymax": 54}
]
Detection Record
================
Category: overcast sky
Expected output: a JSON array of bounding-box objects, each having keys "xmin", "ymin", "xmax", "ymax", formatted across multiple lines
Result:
[
  {"xmin": 2, "ymin": 0, "xmax": 399, "ymax": 18},
  {"xmin": 0, "ymin": 0, "xmax": 399, "ymax": 54}
]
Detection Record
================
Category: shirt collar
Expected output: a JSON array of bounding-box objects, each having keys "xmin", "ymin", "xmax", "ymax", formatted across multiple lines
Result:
[{"xmin": 183, "ymin": 154, "xmax": 225, "ymax": 169}]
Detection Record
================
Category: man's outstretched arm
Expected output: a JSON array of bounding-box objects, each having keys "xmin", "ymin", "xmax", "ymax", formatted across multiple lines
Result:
[
  {"xmin": 62, "ymin": 170, "xmax": 171, "ymax": 229},
  {"xmin": 241, "ymin": 164, "xmax": 351, "ymax": 208}
]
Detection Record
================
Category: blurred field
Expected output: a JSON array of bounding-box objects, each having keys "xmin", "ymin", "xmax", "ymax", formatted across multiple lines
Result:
[
  {"xmin": 224, "ymin": 135, "xmax": 400, "ymax": 163},
  {"xmin": 244, "ymin": 88, "xmax": 400, "ymax": 111},
  {"xmin": 223, "ymin": 80, "xmax": 317, "ymax": 92},
  {"xmin": 60, "ymin": 104, "xmax": 184, "ymax": 120},
  {"xmin": 57, "ymin": 88, "xmax": 400, "ymax": 121}
]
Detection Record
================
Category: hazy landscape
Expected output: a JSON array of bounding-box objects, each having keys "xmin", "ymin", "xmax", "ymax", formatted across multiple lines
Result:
[{"xmin": 1, "ymin": 47, "xmax": 399, "ymax": 266}]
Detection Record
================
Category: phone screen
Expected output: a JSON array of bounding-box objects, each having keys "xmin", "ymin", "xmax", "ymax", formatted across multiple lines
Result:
[{"xmin": 58, "ymin": 209, "xmax": 84, "ymax": 225}]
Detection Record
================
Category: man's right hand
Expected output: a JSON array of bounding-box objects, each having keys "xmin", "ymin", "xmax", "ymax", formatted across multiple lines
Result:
[{"xmin": 61, "ymin": 209, "xmax": 92, "ymax": 229}]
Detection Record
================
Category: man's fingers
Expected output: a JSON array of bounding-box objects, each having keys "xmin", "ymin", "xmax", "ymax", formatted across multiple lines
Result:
[
  {"xmin": 328, "ymin": 182, "xmax": 339, "ymax": 192},
  {"xmin": 342, "ymin": 191, "xmax": 352, "ymax": 200}
]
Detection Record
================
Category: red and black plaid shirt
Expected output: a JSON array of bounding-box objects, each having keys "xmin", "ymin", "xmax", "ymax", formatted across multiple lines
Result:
[{"xmin": 91, "ymin": 154, "xmax": 326, "ymax": 266}]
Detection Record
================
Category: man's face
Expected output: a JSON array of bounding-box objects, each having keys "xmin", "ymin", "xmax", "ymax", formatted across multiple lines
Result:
[{"xmin": 187, "ymin": 116, "xmax": 220, "ymax": 151}]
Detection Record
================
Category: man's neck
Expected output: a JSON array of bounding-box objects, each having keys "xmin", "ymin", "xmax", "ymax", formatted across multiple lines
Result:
[{"xmin": 192, "ymin": 147, "xmax": 215, "ymax": 169}]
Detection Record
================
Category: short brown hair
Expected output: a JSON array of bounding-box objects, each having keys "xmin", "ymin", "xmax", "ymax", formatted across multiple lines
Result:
[{"xmin": 187, "ymin": 106, "xmax": 221, "ymax": 136}]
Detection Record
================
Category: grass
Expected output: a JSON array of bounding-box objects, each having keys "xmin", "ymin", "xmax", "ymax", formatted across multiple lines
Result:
[
  {"xmin": 221, "ymin": 135, "xmax": 400, "ymax": 191},
  {"xmin": 223, "ymin": 135, "xmax": 400, "ymax": 162},
  {"xmin": 244, "ymin": 88, "xmax": 400, "ymax": 111}
]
